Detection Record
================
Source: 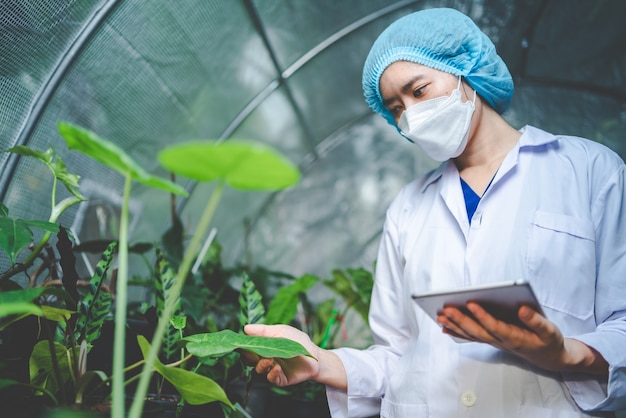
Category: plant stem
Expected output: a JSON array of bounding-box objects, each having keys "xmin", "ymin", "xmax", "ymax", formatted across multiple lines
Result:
[
  {"xmin": 328, "ymin": 306, "xmax": 349, "ymax": 348},
  {"xmin": 42, "ymin": 319, "xmax": 66, "ymax": 405},
  {"xmin": 166, "ymin": 353, "xmax": 192, "ymax": 368},
  {"xmin": 129, "ymin": 181, "xmax": 225, "ymax": 418},
  {"xmin": 112, "ymin": 173, "xmax": 132, "ymax": 418},
  {"xmin": 0, "ymin": 193, "xmax": 82, "ymax": 283},
  {"xmin": 19, "ymin": 382, "xmax": 59, "ymax": 406}
]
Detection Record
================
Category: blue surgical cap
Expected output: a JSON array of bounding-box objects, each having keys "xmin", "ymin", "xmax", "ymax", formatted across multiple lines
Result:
[{"xmin": 362, "ymin": 8, "xmax": 514, "ymax": 126}]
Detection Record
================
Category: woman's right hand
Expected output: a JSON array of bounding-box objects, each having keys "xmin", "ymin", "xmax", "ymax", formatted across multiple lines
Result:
[{"xmin": 243, "ymin": 324, "xmax": 322, "ymax": 387}]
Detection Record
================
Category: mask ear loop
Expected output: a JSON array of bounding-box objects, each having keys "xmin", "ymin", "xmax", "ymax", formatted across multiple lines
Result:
[{"xmin": 459, "ymin": 75, "xmax": 477, "ymax": 104}]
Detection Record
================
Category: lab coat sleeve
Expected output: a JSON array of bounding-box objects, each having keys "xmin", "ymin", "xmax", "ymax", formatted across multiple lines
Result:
[
  {"xmin": 564, "ymin": 163, "xmax": 626, "ymax": 411},
  {"xmin": 326, "ymin": 196, "xmax": 413, "ymax": 417}
]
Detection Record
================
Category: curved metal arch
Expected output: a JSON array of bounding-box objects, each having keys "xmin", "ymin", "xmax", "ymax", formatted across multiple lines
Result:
[
  {"xmin": 0, "ymin": 0, "xmax": 123, "ymax": 202},
  {"xmin": 177, "ymin": 0, "xmax": 421, "ymax": 215}
]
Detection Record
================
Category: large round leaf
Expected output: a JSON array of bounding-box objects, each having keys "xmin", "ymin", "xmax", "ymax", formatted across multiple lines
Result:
[
  {"xmin": 58, "ymin": 122, "xmax": 188, "ymax": 196},
  {"xmin": 158, "ymin": 140, "xmax": 300, "ymax": 190}
]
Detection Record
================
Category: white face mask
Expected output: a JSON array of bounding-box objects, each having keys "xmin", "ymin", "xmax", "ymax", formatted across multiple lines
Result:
[{"xmin": 398, "ymin": 78, "xmax": 476, "ymax": 162}]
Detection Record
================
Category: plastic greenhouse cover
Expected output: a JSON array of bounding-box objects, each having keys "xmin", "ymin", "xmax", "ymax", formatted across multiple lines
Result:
[{"xmin": 0, "ymin": 0, "xmax": 624, "ymax": 294}]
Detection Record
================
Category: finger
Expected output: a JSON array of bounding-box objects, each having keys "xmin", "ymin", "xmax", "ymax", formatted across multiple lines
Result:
[
  {"xmin": 517, "ymin": 305, "xmax": 556, "ymax": 340},
  {"xmin": 437, "ymin": 309, "xmax": 480, "ymax": 341},
  {"xmin": 443, "ymin": 305, "xmax": 513, "ymax": 348},
  {"xmin": 441, "ymin": 325, "xmax": 476, "ymax": 342},
  {"xmin": 244, "ymin": 323, "xmax": 270, "ymax": 336},
  {"xmin": 466, "ymin": 302, "xmax": 530, "ymax": 342},
  {"xmin": 254, "ymin": 358, "xmax": 274, "ymax": 374},
  {"xmin": 267, "ymin": 361, "xmax": 285, "ymax": 386},
  {"xmin": 245, "ymin": 323, "xmax": 293, "ymax": 339},
  {"xmin": 239, "ymin": 349, "xmax": 260, "ymax": 366}
]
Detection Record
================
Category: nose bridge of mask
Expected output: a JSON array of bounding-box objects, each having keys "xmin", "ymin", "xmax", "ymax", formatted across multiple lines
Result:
[
  {"xmin": 398, "ymin": 76, "xmax": 475, "ymax": 134},
  {"xmin": 398, "ymin": 94, "xmax": 448, "ymax": 133}
]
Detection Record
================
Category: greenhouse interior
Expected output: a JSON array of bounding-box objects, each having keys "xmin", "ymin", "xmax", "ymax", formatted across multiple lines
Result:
[{"xmin": 1, "ymin": 0, "xmax": 625, "ymax": 417}]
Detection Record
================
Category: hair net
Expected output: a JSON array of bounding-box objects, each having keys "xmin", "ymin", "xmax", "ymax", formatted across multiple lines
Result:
[{"xmin": 362, "ymin": 8, "xmax": 514, "ymax": 126}]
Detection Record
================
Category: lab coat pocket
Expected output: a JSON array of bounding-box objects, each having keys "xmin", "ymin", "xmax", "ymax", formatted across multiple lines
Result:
[
  {"xmin": 527, "ymin": 211, "xmax": 595, "ymax": 320},
  {"xmin": 380, "ymin": 397, "xmax": 428, "ymax": 418}
]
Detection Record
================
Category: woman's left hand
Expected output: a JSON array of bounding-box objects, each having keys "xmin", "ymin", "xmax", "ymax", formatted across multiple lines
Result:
[{"xmin": 436, "ymin": 304, "xmax": 609, "ymax": 375}]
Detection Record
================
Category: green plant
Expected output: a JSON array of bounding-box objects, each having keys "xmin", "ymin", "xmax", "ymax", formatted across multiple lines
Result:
[
  {"xmin": 0, "ymin": 145, "xmax": 84, "ymax": 282},
  {"xmin": 0, "ymin": 146, "xmax": 117, "ymax": 410},
  {"xmin": 56, "ymin": 122, "xmax": 309, "ymax": 418},
  {"xmin": 57, "ymin": 121, "xmax": 190, "ymax": 418},
  {"xmin": 262, "ymin": 266, "xmax": 375, "ymax": 403}
]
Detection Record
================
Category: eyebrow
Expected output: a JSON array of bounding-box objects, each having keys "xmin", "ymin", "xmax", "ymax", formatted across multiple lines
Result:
[{"xmin": 382, "ymin": 74, "xmax": 425, "ymax": 107}]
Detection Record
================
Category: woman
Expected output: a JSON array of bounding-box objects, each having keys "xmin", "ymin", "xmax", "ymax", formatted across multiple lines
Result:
[{"xmin": 245, "ymin": 8, "xmax": 626, "ymax": 417}]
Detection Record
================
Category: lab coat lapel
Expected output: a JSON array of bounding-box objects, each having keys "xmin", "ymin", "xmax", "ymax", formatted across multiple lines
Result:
[{"xmin": 438, "ymin": 161, "xmax": 469, "ymax": 238}]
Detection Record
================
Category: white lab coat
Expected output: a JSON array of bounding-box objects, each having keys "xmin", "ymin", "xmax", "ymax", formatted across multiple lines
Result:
[{"xmin": 327, "ymin": 126, "xmax": 626, "ymax": 417}]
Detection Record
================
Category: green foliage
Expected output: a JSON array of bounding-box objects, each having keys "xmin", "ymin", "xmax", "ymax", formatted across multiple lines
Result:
[
  {"xmin": 237, "ymin": 272, "xmax": 265, "ymax": 330},
  {"xmin": 136, "ymin": 335, "xmax": 233, "ymax": 407},
  {"xmin": 183, "ymin": 329, "xmax": 313, "ymax": 359},
  {"xmin": 323, "ymin": 267, "xmax": 374, "ymax": 324},
  {"xmin": 56, "ymin": 121, "xmax": 191, "ymax": 418},
  {"xmin": 57, "ymin": 122, "xmax": 188, "ymax": 196},
  {"xmin": 29, "ymin": 340, "xmax": 76, "ymax": 396},
  {"xmin": 73, "ymin": 241, "xmax": 117, "ymax": 344},
  {"xmin": 0, "ymin": 212, "xmax": 59, "ymax": 264},
  {"xmin": 265, "ymin": 274, "xmax": 318, "ymax": 325},
  {"xmin": 0, "ymin": 144, "xmax": 83, "ymax": 284},
  {"xmin": 158, "ymin": 140, "xmax": 301, "ymax": 190},
  {"xmin": 0, "ymin": 287, "xmax": 45, "ymax": 322},
  {"xmin": 154, "ymin": 247, "xmax": 185, "ymax": 362},
  {"xmin": 4, "ymin": 145, "xmax": 84, "ymax": 200}
]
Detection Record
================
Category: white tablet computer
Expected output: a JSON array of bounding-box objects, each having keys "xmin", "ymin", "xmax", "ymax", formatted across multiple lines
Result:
[{"xmin": 411, "ymin": 280, "xmax": 543, "ymax": 329}]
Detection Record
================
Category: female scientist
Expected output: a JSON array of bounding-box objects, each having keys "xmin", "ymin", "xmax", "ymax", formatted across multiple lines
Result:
[{"xmin": 245, "ymin": 7, "xmax": 626, "ymax": 417}]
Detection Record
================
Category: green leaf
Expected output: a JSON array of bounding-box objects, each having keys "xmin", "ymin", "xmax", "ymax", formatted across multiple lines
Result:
[
  {"xmin": 158, "ymin": 365, "xmax": 231, "ymax": 406},
  {"xmin": 75, "ymin": 370, "xmax": 108, "ymax": 404},
  {"xmin": 74, "ymin": 241, "xmax": 116, "ymax": 343},
  {"xmin": 5, "ymin": 145, "xmax": 85, "ymax": 200},
  {"xmin": 57, "ymin": 122, "xmax": 188, "ymax": 196},
  {"xmin": 0, "ymin": 287, "xmax": 45, "ymax": 304},
  {"xmin": 136, "ymin": 335, "xmax": 233, "ymax": 407},
  {"xmin": 170, "ymin": 315, "xmax": 186, "ymax": 331},
  {"xmin": 265, "ymin": 274, "xmax": 318, "ymax": 325},
  {"xmin": 183, "ymin": 329, "xmax": 314, "ymax": 359},
  {"xmin": 154, "ymin": 247, "xmax": 184, "ymax": 361},
  {"xmin": 0, "ymin": 379, "xmax": 18, "ymax": 389},
  {"xmin": 158, "ymin": 140, "xmax": 300, "ymax": 190},
  {"xmin": 0, "ymin": 302, "xmax": 43, "ymax": 318},
  {"xmin": 82, "ymin": 292, "xmax": 112, "ymax": 343},
  {"xmin": 29, "ymin": 340, "xmax": 73, "ymax": 395},
  {"xmin": 21, "ymin": 220, "xmax": 59, "ymax": 233},
  {"xmin": 41, "ymin": 305, "xmax": 74, "ymax": 322},
  {"xmin": 0, "ymin": 216, "xmax": 34, "ymax": 263},
  {"xmin": 323, "ymin": 268, "xmax": 373, "ymax": 323},
  {"xmin": 0, "ymin": 288, "xmax": 45, "ymax": 318},
  {"xmin": 238, "ymin": 272, "xmax": 265, "ymax": 330}
]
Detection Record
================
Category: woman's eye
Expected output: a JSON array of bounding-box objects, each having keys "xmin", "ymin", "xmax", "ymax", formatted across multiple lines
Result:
[
  {"xmin": 413, "ymin": 86, "xmax": 425, "ymax": 98},
  {"xmin": 390, "ymin": 106, "xmax": 403, "ymax": 116}
]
